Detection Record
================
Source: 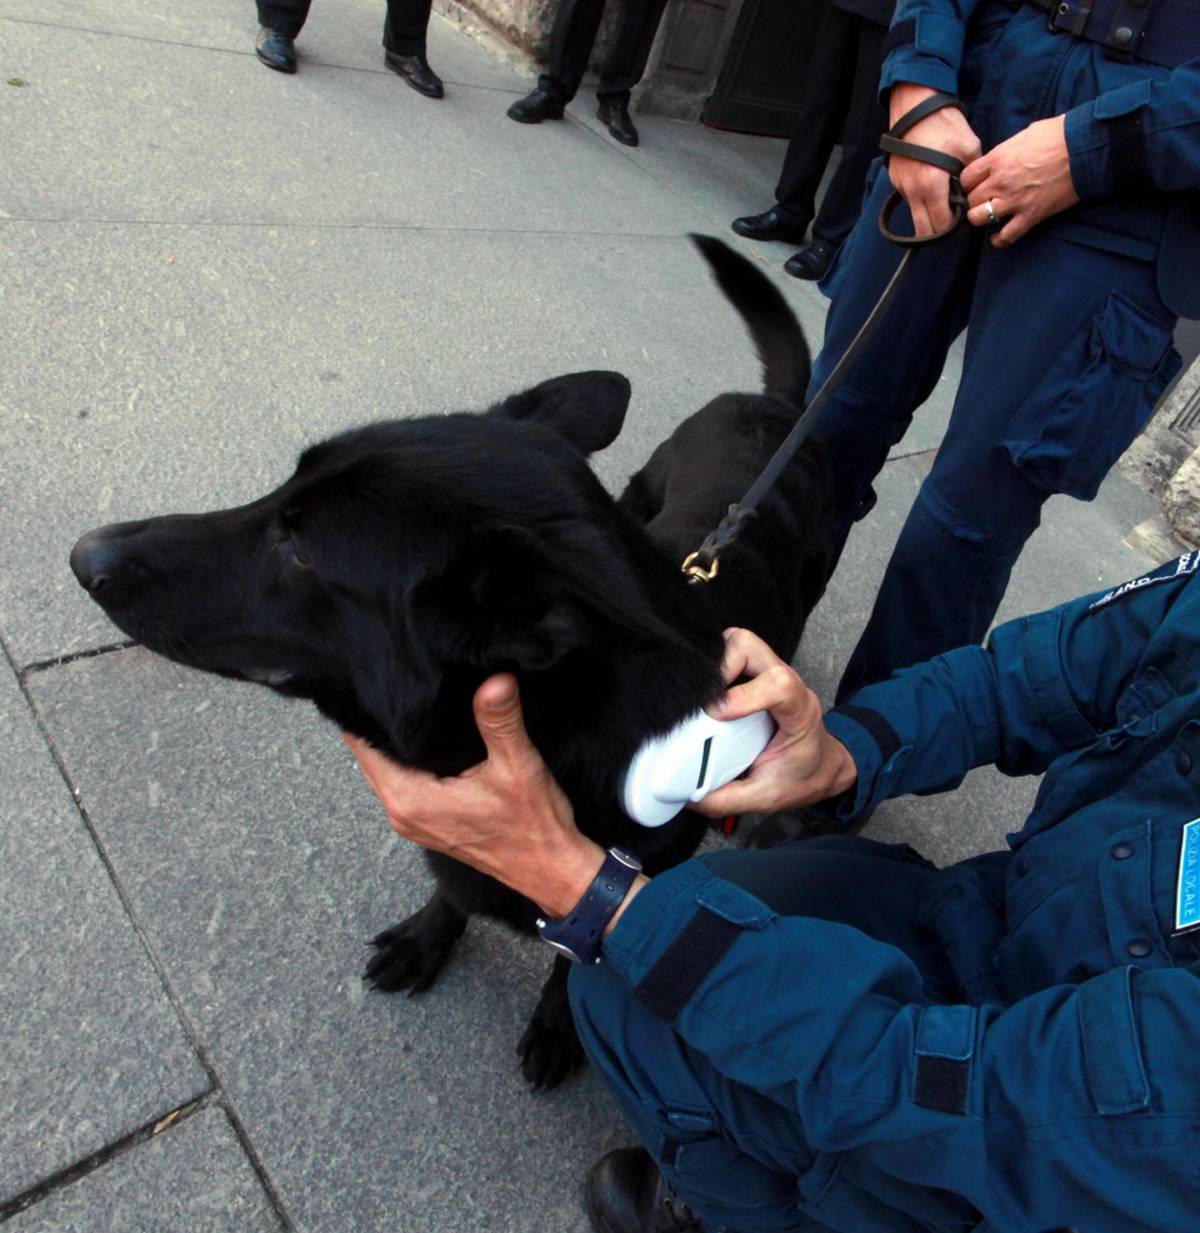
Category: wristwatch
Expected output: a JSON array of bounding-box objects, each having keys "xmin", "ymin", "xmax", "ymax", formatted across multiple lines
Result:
[{"xmin": 537, "ymin": 847, "xmax": 642, "ymax": 964}]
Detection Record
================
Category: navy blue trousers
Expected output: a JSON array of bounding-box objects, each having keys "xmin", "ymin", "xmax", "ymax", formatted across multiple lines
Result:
[
  {"xmin": 811, "ymin": 164, "xmax": 1180, "ymax": 702},
  {"xmin": 569, "ymin": 838, "xmax": 957, "ymax": 1232}
]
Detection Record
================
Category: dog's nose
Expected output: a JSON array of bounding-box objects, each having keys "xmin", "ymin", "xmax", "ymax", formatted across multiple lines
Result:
[{"xmin": 70, "ymin": 528, "xmax": 126, "ymax": 595}]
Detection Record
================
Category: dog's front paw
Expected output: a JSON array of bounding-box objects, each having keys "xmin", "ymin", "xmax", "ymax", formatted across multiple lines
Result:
[
  {"xmin": 517, "ymin": 962, "xmax": 586, "ymax": 1090},
  {"xmin": 364, "ymin": 896, "xmax": 465, "ymax": 995}
]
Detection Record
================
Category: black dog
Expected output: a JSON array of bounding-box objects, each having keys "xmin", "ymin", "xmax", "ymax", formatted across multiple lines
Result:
[{"xmin": 69, "ymin": 236, "xmax": 835, "ymax": 1089}]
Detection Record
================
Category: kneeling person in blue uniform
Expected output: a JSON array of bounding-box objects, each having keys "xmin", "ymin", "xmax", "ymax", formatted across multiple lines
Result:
[{"xmin": 348, "ymin": 554, "xmax": 1200, "ymax": 1233}]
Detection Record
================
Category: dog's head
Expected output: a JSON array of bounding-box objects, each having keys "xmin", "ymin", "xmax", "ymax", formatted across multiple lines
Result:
[{"xmin": 70, "ymin": 372, "xmax": 710, "ymax": 768}]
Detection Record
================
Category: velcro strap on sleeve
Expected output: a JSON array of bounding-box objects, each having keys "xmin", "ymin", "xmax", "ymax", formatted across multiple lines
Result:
[
  {"xmin": 883, "ymin": 16, "xmax": 917, "ymax": 55},
  {"xmin": 635, "ymin": 908, "xmax": 742, "ymax": 1023},
  {"xmin": 1108, "ymin": 111, "xmax": 1153, "ymax": 195},
  {"xmin": 913, "ymin": 1004, "xmax": 977, "ymax": 1115},
  {"xmin": 829, "ymin": 703, "xmax": 902, "ymax": 763}
]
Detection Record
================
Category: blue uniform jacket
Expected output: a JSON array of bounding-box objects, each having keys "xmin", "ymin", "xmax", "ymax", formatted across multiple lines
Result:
[
  {"xmin": 603, "ymin": 554, "xmax": 1200, "ymax": 1231},
  {"xmin": 880, "ymin": 0, "xmax": 1200, "ymax": 317}
]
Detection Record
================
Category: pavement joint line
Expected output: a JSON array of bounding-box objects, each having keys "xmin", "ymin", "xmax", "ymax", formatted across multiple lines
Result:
[
  {"xmin": 18, "ymin": 640, "xmax": 137, "ymax": 680},
  {"xmin": 885, "ymin": 445, "xmax": 938, "ymax": 463},
  {"xmin": 0, "ymin": 630, "xmax": 299, "ymax": 1232},
  {"xmin": 0, "ymin": 1094, "xmax": 217, "ymax": 1223},
  {"xmin": 0, "ymin": 13, "xmax": 525, "ymax": 92},
  {"xmin": 0, "ymin": 216, "xmax": 687, "ymax": 238}
]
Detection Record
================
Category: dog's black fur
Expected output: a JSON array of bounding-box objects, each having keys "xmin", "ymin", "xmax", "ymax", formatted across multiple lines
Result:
[{"xmin": 70, "ymin": 236, "xmax": 835, "ymax": 1089}]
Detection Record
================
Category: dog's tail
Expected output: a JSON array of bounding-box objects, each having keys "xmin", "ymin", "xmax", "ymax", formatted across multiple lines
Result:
[{"xmin": 688, "ymin": 234, "xmax": 812, "ymax": 408}]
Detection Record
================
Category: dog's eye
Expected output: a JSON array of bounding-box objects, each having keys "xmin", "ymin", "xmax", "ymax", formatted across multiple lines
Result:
[{"xmin": 274, "ymin": 535, "xmax": 313, "ymax": 569}]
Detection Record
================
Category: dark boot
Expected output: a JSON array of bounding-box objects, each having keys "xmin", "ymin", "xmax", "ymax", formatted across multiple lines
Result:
[
  {"xmin": 730, "ymin": 207, "xmax": 808, "ymax": 244},
  {"xmin": 597, "ymin": 100, "xmax": 638, "ymax": 147},
  {"xmin": 384, "ymin": 51, "xmax": 444, "ymax": 99},
  {"xmin": 783, "ymin": 237, "xmax": 840, "ymax": 281},
  {"xmin": 506, "ymin": 88, "xmax": 566, "ymax": 123},
  {"xmin": 255, "ymin": 27, "xmax": 296, "ymax": 73},
  {"xmin": 584, "ymin": 1147, "xmax": 708, "ymax": 1232}
]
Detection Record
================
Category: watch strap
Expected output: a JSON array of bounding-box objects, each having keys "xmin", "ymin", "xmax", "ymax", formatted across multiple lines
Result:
[{"xmin": 537, "ymin": 848, "xmax": 642, "ymax": 964}]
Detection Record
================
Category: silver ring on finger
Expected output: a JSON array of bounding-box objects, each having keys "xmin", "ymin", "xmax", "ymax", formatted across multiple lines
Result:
[{"xmin": 984, "ymin": 198, "xmax": 997, "ymax": 225}]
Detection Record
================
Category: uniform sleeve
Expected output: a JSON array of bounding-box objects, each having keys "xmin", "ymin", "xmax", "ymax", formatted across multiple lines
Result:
[
  {"xmin": 821, "ymin": 555, "xmax": 1200, "ymax": 817},
  {"xmin": 1065, "ymin": 58, "xmax": 1200, "ymax": 197},
  {"xmin": 605, "ymin": 861, "xmax": 1200, "ymax": 1231},
  {"xmin": 878, "ymin": 0, "xmax": 985, "ymax": 98}
]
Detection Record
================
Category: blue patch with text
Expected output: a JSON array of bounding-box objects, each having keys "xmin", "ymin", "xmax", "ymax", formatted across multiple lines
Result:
[
  {"xmin": 1089, "ymin": 551, "xmax": 1200, "ymax": 611},
  {"xmin": 1176, "ymin": 818, "xmax": 1200, "ymax": 934}
]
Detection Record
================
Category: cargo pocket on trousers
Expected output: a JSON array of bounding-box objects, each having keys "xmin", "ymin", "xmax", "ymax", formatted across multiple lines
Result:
[
  {"xmin": 797, "ymin": 1151, "xmax": 980, "ymax": 1231},
  {"xmin": 659, "ymin": 1111, "xmax": 810, "ymax": 1219},
  {"xmin": 1000, "ymin": 290, "xmax": 1181, "ymax": 500}
]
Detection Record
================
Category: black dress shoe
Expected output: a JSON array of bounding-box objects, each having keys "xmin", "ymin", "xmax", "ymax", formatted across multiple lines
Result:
[
  {"xmin": 255, "ymin": 27, "xmax": 296, "ymax": 73},
  {"xmin": 784, "ymin": 237, "xmax": 840, "ymax": 281},
  {"xmin": 730, "ymin": 207, "xmax": 808, "ymax": 244},
  {"xmin": 597, "ymin": 100, "xmax": 639, "ymax": 147},
  {"xmin": 384, "ymin": 50, "xmax": 444, "ymax": 98},
  {"xmin": 506, "ymin": 88, "xmax": 565, "ymax": 123},
  {"xmin": 584, "ymin": 1147, "xmax": 707, "ymax": 1233}
]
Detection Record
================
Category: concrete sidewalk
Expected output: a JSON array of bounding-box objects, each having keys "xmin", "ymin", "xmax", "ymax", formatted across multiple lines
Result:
[{"xmin": 0, "ymin": 3, "xmax": 1175, "ymax": 1229}]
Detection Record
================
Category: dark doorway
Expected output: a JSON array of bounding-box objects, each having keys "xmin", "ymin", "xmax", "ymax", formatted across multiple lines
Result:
[{"xmin": 702, "ymin": 0, "xmax": 812, "ymax": 136}]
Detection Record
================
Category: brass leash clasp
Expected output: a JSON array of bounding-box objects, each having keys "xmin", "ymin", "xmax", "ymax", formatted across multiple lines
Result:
[{"xmin": 681, "ymin": 550, "xmax": 719, "ymax": 584}]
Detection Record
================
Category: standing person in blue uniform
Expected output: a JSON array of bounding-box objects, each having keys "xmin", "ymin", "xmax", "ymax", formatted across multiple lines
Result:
[
  {"xmin": 504, "ymin": 0, "xmax": 670, "ymax": 147},
  {"xmin": 731, "ymin": 0, "xmax": 896, "ymax": 281},
  {"xmin": 254, "ymin": 0, "xmax": 443, "ymax": 96},
  {"xmin": 809, "ymin": 0, "xmax": 1197, "ymax": 704},
  {"xmin": 347, "ymin": 553, "xmax": 1200, "ymax": 1232}
]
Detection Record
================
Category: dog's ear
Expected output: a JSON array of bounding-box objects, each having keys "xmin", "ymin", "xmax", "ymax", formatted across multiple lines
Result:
[
  {"xmin": 487, "ymin": 371, "xmax": 631, "ymax": 456},
  {"xmin": 427, "ymin": 522, "xmax": 681, "ymax": 674}
]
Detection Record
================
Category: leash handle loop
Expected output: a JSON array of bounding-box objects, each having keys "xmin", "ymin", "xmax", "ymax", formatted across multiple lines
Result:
[
  {"xmin": 878, "ymin": 180, "xmax": 968, "ymax": 245},
  {"xmin": 877, "ymin": 92, "xmax": 971, "ymax": 246},
  {"xmin": 887, "ymin": 90, "xmax": 965, "ymax": 138}
]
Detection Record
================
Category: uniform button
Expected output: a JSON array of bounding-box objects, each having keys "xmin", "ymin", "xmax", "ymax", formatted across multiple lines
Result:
[
  {"xmin": 1014, "ymin": 856, "xmax": 1031, "ymax": 877},
  {"xmin": 1177, "ymin": 751, "xmax": 1193, "ymax": 775},
  {"xmin": 1129, "ymin": 0, "xmax": 1147, "ymax": 8},
  {"xmin": 1127, "ymin": 938, "xmax": 1153, "ymax": 958},
  {"xmin": 1112, "ymin": 842, "xmax": 1134, "ymax": 860},
  {"xmin": 1112, "ymin": 24, "xmax": 1133, "ymax": 45}
]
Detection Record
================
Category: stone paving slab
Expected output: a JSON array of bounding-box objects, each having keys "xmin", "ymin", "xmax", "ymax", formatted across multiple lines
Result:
[
  {"xmin": 0, "ymin": 659, "xmax": 209, "ymax": 1205},
  {"xmin": 0, "ymin": 1, "xmax": 521, "ymax": 93},
  {"xmin": 27, "ymin": 649, "xmax": 633, "ymax": 1232},
  {"xmin": 6, "ymin": 1105, "xmax": 283, "ymax": 1233},
  {"xmin": 0, "ymin": 18, "xmax": 697, "ymax": 232}
]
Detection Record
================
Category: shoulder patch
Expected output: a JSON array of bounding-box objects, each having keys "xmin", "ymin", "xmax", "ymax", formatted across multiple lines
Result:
[{"xmin": 1088, "ymin": 551, "xmax": 1200, "ymax": 611}]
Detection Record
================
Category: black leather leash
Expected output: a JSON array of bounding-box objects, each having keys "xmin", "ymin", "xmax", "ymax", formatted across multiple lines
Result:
[{"xmin": 682, "ymin": 91, "xmax": 971, "ymax": 583}]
